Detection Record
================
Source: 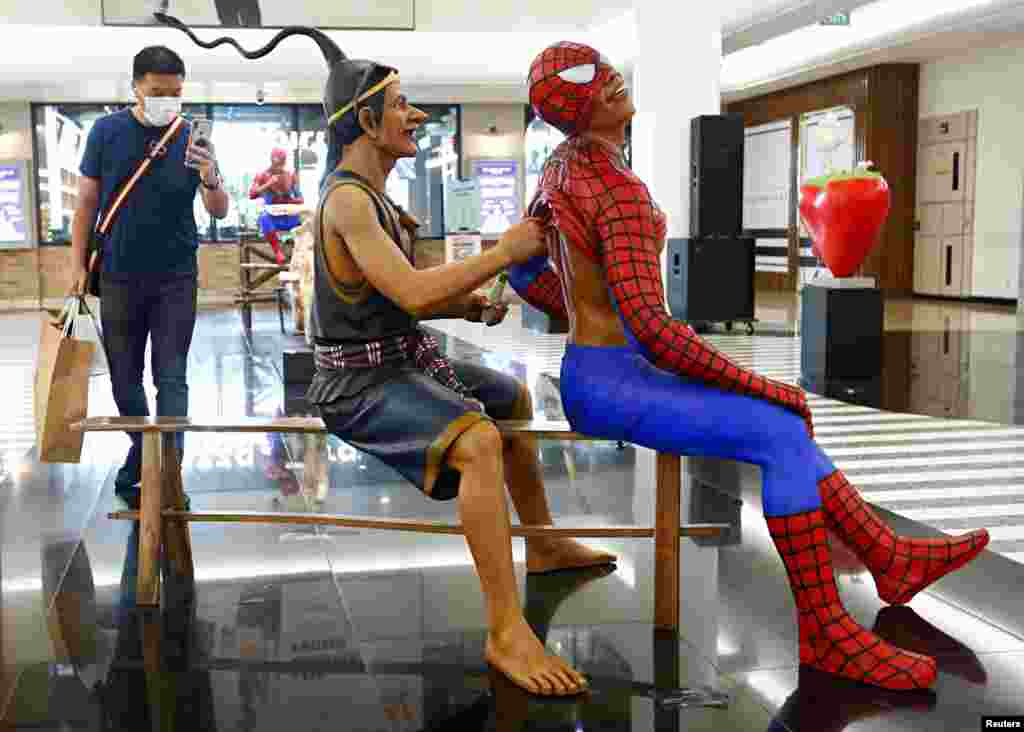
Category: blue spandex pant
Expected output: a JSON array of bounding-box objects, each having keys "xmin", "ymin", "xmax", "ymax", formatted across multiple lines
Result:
[{"xmin": 559, "ymin": 343, "xmax": 836, "ymax": 517}]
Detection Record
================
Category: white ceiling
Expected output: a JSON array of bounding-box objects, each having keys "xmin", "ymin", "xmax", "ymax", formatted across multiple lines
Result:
[
  {"xmin": 722, "ymin": 0, "xmax": 1024, "ymax": 100},
  {"xmin": 0, "ymin": 0, "xmax": 810, "ymax": 33},
  {"xmin": 1, "ymin": 0, "xmax": 1023, "ymax": 104}
]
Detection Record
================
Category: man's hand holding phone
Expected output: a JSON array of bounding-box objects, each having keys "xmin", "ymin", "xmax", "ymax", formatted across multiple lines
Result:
[{"xmin": 185, "ymin": 118, "xmax": 220, "ymax": 188}]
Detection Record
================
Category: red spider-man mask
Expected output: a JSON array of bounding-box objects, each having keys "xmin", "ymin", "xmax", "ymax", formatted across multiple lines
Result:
[{"xmin": 528, "ymin": 41, "xmax": 618, "ymax": 137}]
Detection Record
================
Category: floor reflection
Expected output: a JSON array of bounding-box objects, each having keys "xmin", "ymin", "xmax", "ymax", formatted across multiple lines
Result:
[
  {"xmin": 871, "ymin": 606, "xmax": 987, "ymax": 686},
  {"xmin": 41, "ymin": 525, "xmax": 752, "ymax": 731},
  {"xmin": 765, "ymin": 666, "xmax": 937, "ymax": 732},
  {"xmin": 761, "ymin": 603, "xmax": 995, "ymax": 731},
  {"xmin": 802, "ymin": 329, "xmax": 1024, "ymax": 425},
  {"xmin": 5, "ymin": 301, "xmax": 1024, "ymax": 730}
]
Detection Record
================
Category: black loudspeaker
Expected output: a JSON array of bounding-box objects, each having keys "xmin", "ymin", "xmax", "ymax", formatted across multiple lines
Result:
[
  {"xmin": 283, "ymin": 348, "xmax": 315, "ymax": 384},
  {"xmin": 666, "ymin": 237, "xmax": 754, "ymax": 323},
  {"xmin": 800, "ymin": 284, "xmax": 883, "ymax": 382},
  {"xmin": 690, "ymin": 114, "xmax": 745, "ymax": 238}
]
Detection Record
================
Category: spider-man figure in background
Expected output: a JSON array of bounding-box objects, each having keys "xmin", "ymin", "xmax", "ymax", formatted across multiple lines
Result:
[
  {"xmin": 511, "ymin": 41, "xmax": 989, "ymax": 691},
  {"xmin": 249, "ymin": 147, "xmax": 303, "ymax": 263}
]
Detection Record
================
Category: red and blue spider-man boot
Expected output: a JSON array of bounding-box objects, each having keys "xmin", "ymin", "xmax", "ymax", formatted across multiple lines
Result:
[
  {"xmin": 818, "ymin": 471, "xmax": 989, "ymax": 605},
  {"xmin": 768, "ymin": 510, "xmax": 937, "ymax": 690}
]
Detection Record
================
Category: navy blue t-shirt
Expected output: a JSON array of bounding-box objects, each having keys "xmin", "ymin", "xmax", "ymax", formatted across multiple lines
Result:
[{"xmin": 79, "ymin": 109, "xmax": 201, "ymax": 276}]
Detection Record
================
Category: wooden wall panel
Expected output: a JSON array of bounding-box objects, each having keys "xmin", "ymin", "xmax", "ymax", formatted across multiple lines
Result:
[
  {"xmin": 37, "ymin": 246, "xmax": 72, "ymax": 302},
  {"xmin": 728, "ymin": 73, "xmax": 870, "ymax": 128},
  {"xmin": 0, "ymin": 249, "xmax": 40, "ymax": 305},
  {"xmin": 865, "ymin": 65, "xmax": 919, "ymax": 293},
  {"xmin": 197, "ymin": 244, "xmax": 241, "ymax": 294},
  {"xmin": 755, "ymin": 271, "xmax": 790, "ymax": 291},
  {"xmin": 0, "ymin": 238, "xmax": 475, "ymax": 311}
]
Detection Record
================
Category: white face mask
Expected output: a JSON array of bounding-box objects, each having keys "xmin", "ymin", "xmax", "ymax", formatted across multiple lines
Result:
[{"xmin": 141, "ymin": 96, "xmax": 181, "ymax": 127}]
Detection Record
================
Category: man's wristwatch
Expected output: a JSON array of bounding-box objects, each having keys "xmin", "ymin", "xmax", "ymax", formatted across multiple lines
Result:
[{"xmin": 202, "ymin": 163, "xmax": 222, "ymax": 190}]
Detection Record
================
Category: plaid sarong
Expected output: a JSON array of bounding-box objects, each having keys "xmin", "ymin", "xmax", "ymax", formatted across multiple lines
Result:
[{"xmin": 314, "ymin": 329, "xmax": 468, "ymax": 396}]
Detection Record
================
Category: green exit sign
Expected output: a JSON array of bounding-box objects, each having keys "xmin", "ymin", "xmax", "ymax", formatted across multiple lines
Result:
[{"xmin": 820, "ymin": 11, "xmax": 850, "ymax": 26}]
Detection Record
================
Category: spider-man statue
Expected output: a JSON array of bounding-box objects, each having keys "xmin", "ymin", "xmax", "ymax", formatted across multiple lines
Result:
[
  {"xmin": 511, "ymin": 41, "xmax": 989, "ymax": 691},
  {"xmin": 250, "ymin": 148, "xmax": 304, "ymax": 264}
]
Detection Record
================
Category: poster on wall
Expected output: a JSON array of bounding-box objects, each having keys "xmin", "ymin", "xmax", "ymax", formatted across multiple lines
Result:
[
  {"xmin": 0, "ymin": 162, "xmax": 30, "ymax": 249},
  {"xmin": 444, "ymin": 178, "xmax": 481, "ymax": 233},
  {"xmin": 742, "ymin": 120, "xmax": 792, "ymax": 231},
  {"xmin": 800, "ymin": 107, "xmax": 855, "ymax": 186},
  {"xmin": 473, "ymin": 160, "xmax": 520, "ymax": 236},
  {"xmin": 444, "ymin": 232, "xmax": 482, "ymax": 265},
  {"xmin": 102, "ymin": 0, "xmax": 415, "ymax": 30}
]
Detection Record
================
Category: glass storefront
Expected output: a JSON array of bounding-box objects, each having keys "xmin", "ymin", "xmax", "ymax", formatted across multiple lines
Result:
[
  {"xmin": 32, "ymin": 103, "xmax": 203, "ymax": 245},
  {"xmin": 32, "ymin": 102, "xmax": 460, "ymax": 244},
  {"xmin": 390, "ymin": 105, "xmax": 460, "ymax": 238}
]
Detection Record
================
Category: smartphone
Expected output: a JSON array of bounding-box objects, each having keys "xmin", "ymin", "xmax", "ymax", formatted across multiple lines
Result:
[{"xmin": 185, "ymin": 117, "xmax": 212, "ymax": 169}]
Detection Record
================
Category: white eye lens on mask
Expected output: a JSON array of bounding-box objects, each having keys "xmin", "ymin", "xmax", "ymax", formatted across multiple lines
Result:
[
  {"xmin": 142, "ymin": 97, "xmax": 181, "ymax": 126},
  {"xmin": 557, "ymin": 64, "xmax": 597, "ymax": 85}
]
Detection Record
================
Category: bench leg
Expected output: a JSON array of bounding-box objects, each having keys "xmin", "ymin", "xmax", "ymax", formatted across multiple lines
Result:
[
  {"xmin": 138, "ymin": 431, "xmax": 162, "ymax": 607},
  {"xmin": 276, "ymin": 287, "xmax": 286, "ymax": 334},
  {"xmin": 303, "ymin": 433, "xmax": 328, "ymax": 502},
  {"xmin": 654, "ymin": 452, "xmax": 681, "ymax": 631},
  {"xmin": 161, "ymin": 433, "xmax": 194, "ymax": 583}
]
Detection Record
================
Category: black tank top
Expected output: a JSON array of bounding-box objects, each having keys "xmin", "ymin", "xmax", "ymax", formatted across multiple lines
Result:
[
  {"xmin": 308, "ymin": 170, "xmax": 419, "ymax": 344},
  {"xmin": 305, "ymin": 170, "xmax": 422, "ymax": 405}
]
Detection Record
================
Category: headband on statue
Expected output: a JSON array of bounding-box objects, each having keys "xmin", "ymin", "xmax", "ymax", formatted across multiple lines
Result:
[
  {"xmin": 327, "ymin": 69, "xmax": 400, "ymax": 126},
  {"xmin": 155, "ymin": 13, "xmax": 397, "ymax": 130}
]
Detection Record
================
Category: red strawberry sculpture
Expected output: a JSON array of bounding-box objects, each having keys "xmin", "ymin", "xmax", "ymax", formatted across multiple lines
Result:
[{"xmin": 799, "ymin": 168, "xmax": 890, "ymax": 278}]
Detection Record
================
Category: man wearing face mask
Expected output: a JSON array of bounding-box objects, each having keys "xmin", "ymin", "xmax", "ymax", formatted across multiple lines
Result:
[{"xmin": 71, "ymin": 45, "xmax": 229, "ymax": 508}]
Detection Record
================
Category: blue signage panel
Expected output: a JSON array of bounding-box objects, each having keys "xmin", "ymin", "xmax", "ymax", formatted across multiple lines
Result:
[
  {"xmin": 473, "ymin": 160, "xmax": 520, "ymax": 236},
  {"xmin": 0, "ymin": 163, "xmax": 29, "ymax": 248}
]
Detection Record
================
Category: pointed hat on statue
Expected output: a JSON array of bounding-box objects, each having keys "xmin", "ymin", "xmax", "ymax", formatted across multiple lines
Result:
[{"xmin": 154, "ymin": 12, "xmax": 398, "ymax": 134}]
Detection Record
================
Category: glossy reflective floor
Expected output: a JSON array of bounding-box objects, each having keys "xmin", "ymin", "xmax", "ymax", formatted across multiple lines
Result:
[{"xmin": 3, "ymin": 295, "xmax": 1024, "ymax": 731}]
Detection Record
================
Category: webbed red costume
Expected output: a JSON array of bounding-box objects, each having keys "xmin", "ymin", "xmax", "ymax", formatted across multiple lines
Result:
[{"xmin": 507, "ymin": 41, "xmax": 989, "ymax": 691}]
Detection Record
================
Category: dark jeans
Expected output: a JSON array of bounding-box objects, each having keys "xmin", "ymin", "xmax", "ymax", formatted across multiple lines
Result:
[{"xmin": 101, "ymin": 273, "xmax": 197, "ymax": 502}]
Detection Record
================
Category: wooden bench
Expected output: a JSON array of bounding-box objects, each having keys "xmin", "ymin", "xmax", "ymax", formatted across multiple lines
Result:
[{"xmin": 73, "ymin": 416, "xmax": 729, "ymax": 631}]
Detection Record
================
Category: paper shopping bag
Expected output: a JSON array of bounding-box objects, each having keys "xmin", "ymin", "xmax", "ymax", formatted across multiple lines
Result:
[
  {"xmin": 34, "ymin": 312, "xmax": 95, "ymax": 463},
  {"xmin": 72, "ymin": 297, "xmax": 108, "ymax": 377}
]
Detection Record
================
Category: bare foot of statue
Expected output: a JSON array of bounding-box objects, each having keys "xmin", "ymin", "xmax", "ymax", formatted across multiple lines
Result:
[
  {"xmin": 485, "ymin": 615, "xmax": 588, "ymax": 696},
  {"xmin": 526, "ymin": 537, "xmax": 617, "ymax": 574}
]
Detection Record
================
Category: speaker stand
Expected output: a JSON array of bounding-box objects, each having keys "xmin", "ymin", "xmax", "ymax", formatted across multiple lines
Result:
[{"xmin": 799, "ymin": 277, "xmax": 883, "ymax": 400}]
